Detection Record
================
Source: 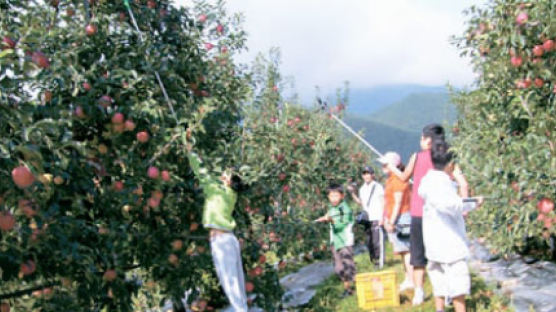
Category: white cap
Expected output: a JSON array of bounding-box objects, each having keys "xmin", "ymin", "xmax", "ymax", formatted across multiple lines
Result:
[{"xmin": 378, "ymin": 152, "xmax": 401, "ymax": 167}]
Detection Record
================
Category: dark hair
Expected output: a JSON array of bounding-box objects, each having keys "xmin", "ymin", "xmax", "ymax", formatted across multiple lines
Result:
[
  {"xmin": 422, "ymin": 123, "xmax": 445, "ymax": 141},
  {"xmin": 397, "ymin": 163, "xmax": 406, "ymax": 172},
  {"xmin": 430, "ymin": 140, "xmax": 453, "ymax": 170},
  {"xmin": 327, "ymin": 183, "xmax": 344, "ymax": 194},
  {"xmin": 231, "ymin": 175, "xmax": 247, "ymax": 193}
]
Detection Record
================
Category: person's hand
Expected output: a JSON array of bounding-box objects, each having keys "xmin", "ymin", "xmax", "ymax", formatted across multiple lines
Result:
[
  {"xmin": 385, "ymin": 221, "xmax": 394, "ymax": 233},
  {"xmin": 346, "ymin": 184, "xmax": 356, "ymax": 194},
  {"xmin": 316, "ymin": 216, "xmax": 331, "ymax": 223},
  {"xmin": 476, "ymin": 196, "xmax": 484, "ymax": 207}
]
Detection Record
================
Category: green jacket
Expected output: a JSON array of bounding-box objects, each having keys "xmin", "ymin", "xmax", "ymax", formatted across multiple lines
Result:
[
  {"xmin": 328, "ymin": 201, "xmax": 354, "ymax": 250},
  {"xmin": 187, "ymin": 152, "xmax": 237, "ymax": 231}
]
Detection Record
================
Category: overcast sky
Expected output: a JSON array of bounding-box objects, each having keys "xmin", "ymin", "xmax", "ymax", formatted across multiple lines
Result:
[{"xmin": 176, "ymin": 0, "xmax": 486, "ymax": 98}]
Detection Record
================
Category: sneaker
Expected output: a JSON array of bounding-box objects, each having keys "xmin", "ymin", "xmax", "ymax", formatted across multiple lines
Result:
[
  {"xmin": 341, "ymin": 289, "xmax": 354, "ymax": 298},
  {"xmin": 399, "ymin": 279, "xmax": 414, "ymax": 292},
  {"xmin": 412, "ymin": 287, "xmax": 424, "ymax": 306}
]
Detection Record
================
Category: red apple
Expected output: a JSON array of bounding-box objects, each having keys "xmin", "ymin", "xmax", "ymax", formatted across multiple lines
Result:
[
  {"xmin": 198, "ymin": 14, "xmax": 207, "ymax": 23},
  {"xmin": 258, "ymin": 254, "xmax": 266, "ymax": 264},
  {"xmin": 124, "ymin": 120, "xmax": 136, "ymax": 131},
  {"xmin": 31, "ymin": 51, "xmax": 50, "ymax": 69},
  {"xmin": 216, "ymin": 24, "xmax": 224, "ymax": 34},
  {"xmin": 0, "ymin": 211, "xmax": 16, "ymax": 232},
  {"xmin": 270, "ymin": 116, "xmax": 278, "ymax": 123},
  {"xmin": 148, "ymin": 196, "xmax": 160, "ymax": 208},
  {"xmin": 0, "ymin": 302, "xmax": 10, "ymax": 312},
  {"xmin": 74, "ymin": 106, "xmax": 86, "ymax": 118},
  {"xmin": 510, "ymin": 56, "xmax": 522, "ymax": 67},
  {"xmin": 172, "ymin": 239, "xmax": 183, "ymax": 251},
  {"xmin": 245, "ymin": 281, "xmax": 254, "ymax": 292},
  {"xmin": 2, "ymin": 36, "xmax": 16, "ymax": 50},
  {"xmin": 147, "ymin": 0, "xmax": 156, "ymax": 9},
  {"xmin": 278, "ymin": 173, "xmax": 286, "ymax": 181},
  {"xmin": 537, "ymin": 198, "xmax": 554, "ymax": 214},
  {"xmin": 99, "ymin": 95, "xmax": 113, "ymax": 108},
  {"xmin": 82, "ymin": 81, "xmax": 92, "ymax": 91},
  {"xmin": 20, "ymin": 260, "xmax": 36, "ymax": 276},
  {"xmin": 534, "ymin": 78, "xmax": 544, "ymax": 88},
  {"xmin": 272, "ymin": 85, "xmax": 278, "ymax": 92},
  {"xmin": 113, "ymin": 181, "xmax": 124, "ymax": 192},
  {"xmin": 543, "ymin": 39, "xmax": 554, "ymax": 52},
  {"xmin": 18, "ymin": 199, "xmax": 36, "ymax": 218},
  {"xmin": 532, "ymin": 45, "xmax": 544, "ymax": 57},
  {"xmin": 103, "ymin": 269, "xmax": 117, "ymax": 282},
  {"xmin": 204, "ymin": 42, "xmax": 214, "ymax": 50},
  {"xmin": 220, "ymin": 46, "xmax": 228, "ymax": 53},
  {"xmin": 85, "ymin": 24, "xmax": 97, "ymax": 36},
  {"xmin": 43, "ymin": 90, "xmax": 52, "ymax": 103},
  {"xmin": 12, "ymin": 166, "xmax": 35, "ymax": 189},
  {"xmin": 516, "ymin": 12, "xmax": 528, "ymax": 25},
  {"xmin": 161, "ymin": 170, "xmax": 171, "ymax": 181},
  {"xmin": 189, "ymin": 223, "xmax": 199, "ymax": 232},
  {"xmin": 111, "ymin": 112, "xmax": 124, "ymax": 124},
  {"xmin": 137, "ymin": 131, "xmax": 150, "ymax": 143},
  {"xmin": 168, "ymin": 253, "xmax": 178, "ymax": 266},
  {"xmin": 282, "ymin": 185, "xmax": 290, "ymax": 193},
  {"xmin": 147, "ymin": 166, "xmax": 159, "ymax": 179}
]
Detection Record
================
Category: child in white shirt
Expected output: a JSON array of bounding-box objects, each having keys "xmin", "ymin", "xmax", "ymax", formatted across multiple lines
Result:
[{"xmin": 418, "ymin": 140, "xmax": 482, "ymax": 312}]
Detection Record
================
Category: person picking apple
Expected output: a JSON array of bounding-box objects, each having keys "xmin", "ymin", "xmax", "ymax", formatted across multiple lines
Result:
[
  {"xmin": 185, "ymin": 140, "xmax": 248, "ymax": 311},
  {"xmin": 418, "ymin": 140, "xmax": 483, "ymax": 312}
]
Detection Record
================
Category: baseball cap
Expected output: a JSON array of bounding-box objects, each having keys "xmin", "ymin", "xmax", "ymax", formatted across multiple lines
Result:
[
  {"xmin": 378, "ymin": 152, "xmax": 401, "ymax": 167},
  {"xmin": 362, "ymin": 166, "xmax": 375, "ymax": 174}
]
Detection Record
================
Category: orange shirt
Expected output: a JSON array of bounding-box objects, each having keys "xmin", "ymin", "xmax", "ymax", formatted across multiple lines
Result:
[{"xmin": 383, "ymin": 174, "xmax": 411, "ymax": 220}]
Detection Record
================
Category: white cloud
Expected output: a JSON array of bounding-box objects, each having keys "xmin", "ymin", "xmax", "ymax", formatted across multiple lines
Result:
[{"xmin": 176, "ymin": 0, "xmax": 485, "ymax": 98}]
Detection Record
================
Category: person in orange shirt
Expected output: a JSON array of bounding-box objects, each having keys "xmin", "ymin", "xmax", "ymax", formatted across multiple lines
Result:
[{"xmin": 379, "ymin": 151, "xmax": 414, "ymax": 293}]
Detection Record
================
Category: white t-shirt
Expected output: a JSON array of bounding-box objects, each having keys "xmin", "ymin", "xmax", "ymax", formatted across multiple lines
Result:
[
  {"xmin": 419, "ymin": 170, "xmax": 477, "ymax": 263},
  {"xmin": 358, "ymin": 181, "xmax": 384, "ymax": 221}
]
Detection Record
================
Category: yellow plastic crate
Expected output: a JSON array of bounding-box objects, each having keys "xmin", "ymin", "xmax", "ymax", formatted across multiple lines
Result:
[{"xmin": 355, "ymin": 270, "xmax": 400, "ymax": 310}]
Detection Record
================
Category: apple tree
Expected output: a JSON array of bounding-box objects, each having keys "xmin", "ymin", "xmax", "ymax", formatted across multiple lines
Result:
[
  {"xmin": 0, "ymin": 0, "xmax": 252, "ymax": 310},
  {"xmin": 452, "ymin": 0, "xmax": 555, "ymax": 258}
]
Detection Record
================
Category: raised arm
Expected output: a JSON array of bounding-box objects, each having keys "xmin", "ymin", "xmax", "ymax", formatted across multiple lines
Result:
[
  {"xmin": 186, "ymin": 151, "xmax": 216, "ymax": 187},
  {"xmin": 389, "ymin": 153, "xmax": 416, "ymax": 182},
  {"xmin": 452, "ymin": 164, "xmax": 469, "ymax": 198}
]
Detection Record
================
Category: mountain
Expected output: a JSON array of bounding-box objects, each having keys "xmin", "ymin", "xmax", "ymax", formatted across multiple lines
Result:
[
  {"xmin": 341, "ymin": 87, "xmax": 457, "ymax": 163},
  {"xmin": 348, "ymin": 84, "xmax": 447, "ymax": 115},
  {"xmin": 368, "ymin": 92, "xmax": 457, "ymax": 133},
  {"xmin": 343, "ymin": 114, "xmax": 420, "ymax": 163}
]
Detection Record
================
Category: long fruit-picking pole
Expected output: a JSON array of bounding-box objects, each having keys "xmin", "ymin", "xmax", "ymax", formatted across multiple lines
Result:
[
  {"xmin": 329, "ymin": 114, "xmax": 384, "ymax": 158},
  {"xmin": 328, "ymin": 112, "xmax": 408, "ymax": 180}
]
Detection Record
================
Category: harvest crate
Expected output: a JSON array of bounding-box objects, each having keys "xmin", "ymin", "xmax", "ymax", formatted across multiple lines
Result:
[{"xmin": 355, "ymin": 270, "xmax": 400, "ymax": 310}]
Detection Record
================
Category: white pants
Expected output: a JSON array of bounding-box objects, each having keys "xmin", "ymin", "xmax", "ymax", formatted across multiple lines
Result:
[{"xmin": 210, "ymin": 232, "xmax": 248, "ymax": 312}]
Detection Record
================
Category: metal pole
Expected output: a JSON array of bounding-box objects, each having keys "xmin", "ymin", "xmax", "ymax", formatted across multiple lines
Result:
[
  {"xmin": 328, "ymin": 112, "xmax": 407, "ymax": 179},
  {"xmin": 329, "ymin": 114, "xmax": 384, "ymax": 158}
]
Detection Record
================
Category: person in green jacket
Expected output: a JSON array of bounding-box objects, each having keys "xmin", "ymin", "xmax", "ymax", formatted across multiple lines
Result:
[
  {"xmin": 186, "ymin": 145, "xmax": 248, "ymax": 311},
  {"xmin": 316, "ymin": 183, "xmax": 356, "ymax": 297}
]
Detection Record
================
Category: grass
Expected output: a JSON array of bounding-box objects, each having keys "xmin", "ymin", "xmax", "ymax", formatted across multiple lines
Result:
[{"xmin": 299, "ymin": 244, "xmax": 514, "ymax": 312}]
